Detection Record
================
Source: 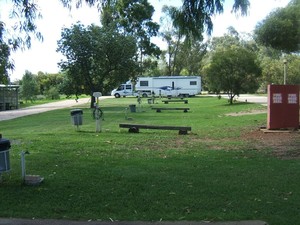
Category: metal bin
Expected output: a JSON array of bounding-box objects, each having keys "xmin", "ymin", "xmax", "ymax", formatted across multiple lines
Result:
[
  {"xmin": 129, "ymin": 104, "xmax": 136, "ymax": 113},
  {"xmin": 0, "ymin": 138, "xmax": 11, "ymax": 172},
  {"xmin": 70, "ymin": 109, "xmax": 83, "ymax": 125}
]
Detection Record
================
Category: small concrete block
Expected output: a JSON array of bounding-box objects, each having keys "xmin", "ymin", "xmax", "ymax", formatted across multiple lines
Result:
[{"xmin": 24, "ymin": 175, "xmax": 44, "ymax": 186}]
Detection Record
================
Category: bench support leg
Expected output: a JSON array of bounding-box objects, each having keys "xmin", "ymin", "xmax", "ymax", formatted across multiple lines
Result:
[
  {"xmin": 129, "ymin": 127, "xmax": 139, "ymax": 133},
  {"xmin": 179, "ymin": 130, "xmax": 188, "ymax": 135}
]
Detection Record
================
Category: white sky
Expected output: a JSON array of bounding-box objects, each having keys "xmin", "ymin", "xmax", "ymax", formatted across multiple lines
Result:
[{"xmin": 0, "ymin": 0, "xmax": 290, "ymax": 81}]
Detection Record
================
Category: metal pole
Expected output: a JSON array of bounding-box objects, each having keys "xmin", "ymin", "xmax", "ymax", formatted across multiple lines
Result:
[
  {"xmin": 95, "ymin": 97, "xmax": 102, "ymax": 133},
  {"xmin": 21, "ymin": 151, "xmax": 26, "ymax": 182},
  {"xmin": 283, "ymin": 59, "xmax": 287, "ymax": 85}
]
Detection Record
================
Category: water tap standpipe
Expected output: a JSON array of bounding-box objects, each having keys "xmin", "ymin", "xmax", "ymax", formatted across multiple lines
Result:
[
  {"xmin": 93, "ymin": 92, "xmax": 103, "ymax": 133},
  {"xmin": 21, "ymin": 150, "xmax": 30, "ymax": 182}
]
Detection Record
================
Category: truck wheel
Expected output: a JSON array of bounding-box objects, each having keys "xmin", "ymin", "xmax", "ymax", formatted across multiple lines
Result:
[
  {"xmin": 114, "ymin": 93, "xmax": 121, "ymax": 98},
  {"xmin": 142, "ymin": 93, "xmax": 148, "ymax": 98}
]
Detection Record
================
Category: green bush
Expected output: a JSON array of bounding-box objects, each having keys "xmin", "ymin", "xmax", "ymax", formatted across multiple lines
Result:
[{"xmin": 45, "ymin": 86, "xmax": 60, "ymax": 100}]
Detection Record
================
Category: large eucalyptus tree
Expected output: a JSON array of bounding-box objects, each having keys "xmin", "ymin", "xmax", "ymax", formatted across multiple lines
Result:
[
  {"xmin": 57, "ymin": 23, "xmax": 138, "ymax": 106},
  {"xmin": 1, "ymin": 0, "xmax": 250, "ymax": 81}
]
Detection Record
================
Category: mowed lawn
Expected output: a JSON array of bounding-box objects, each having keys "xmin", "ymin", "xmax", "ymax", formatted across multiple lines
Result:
[{"xmin": 0, "ymin": 96, "xmax": 299, "ymax": 225}]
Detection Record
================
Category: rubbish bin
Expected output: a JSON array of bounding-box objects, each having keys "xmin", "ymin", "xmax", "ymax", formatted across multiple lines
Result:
[
  {"xmin": 129, "ymin": 104, "xmax": 136, "ymax": 112},
  {"xmin": 70, "ymin": 109, "xmax": 83, "ymax": 125},
  {"xmin": 0, "ymin": 136, "xmax": 11, "ymax": 173}
]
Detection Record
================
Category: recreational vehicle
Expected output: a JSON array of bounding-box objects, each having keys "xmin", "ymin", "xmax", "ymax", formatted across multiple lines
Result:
[{"xmin": 111, "ymin": 76, "xmax": 201, "ymax": 98}]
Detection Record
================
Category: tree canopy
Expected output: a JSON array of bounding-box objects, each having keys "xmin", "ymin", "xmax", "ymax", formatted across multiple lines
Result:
[
  {"xmin": 170, "ymin": 0, "xmax": 249, "ymax": 40},
  {"xmin": 101, "ymin": 0, "xmax": 161, "ymax": 75},
  {"xmin": 254, "ymin": 0, "xmax": 300, "ymax": 53},
  {"xmin": 19, "ymin": 70, "xmax": 39, "ymax": 102},
  {"xmin": 0, "ymin": 0, "xmax": 251, "ymax": 83},
  {"xmin": 203, "ymin": 31, "xmax": 261, "ymax": 104},
  {"xmin": 57, "ymin": 23, "xmax": 138, "ymax": 102}
]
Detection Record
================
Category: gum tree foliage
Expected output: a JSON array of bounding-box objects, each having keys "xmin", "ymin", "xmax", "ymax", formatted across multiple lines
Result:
[
  {"xmin": 62, "ymin": 0, "xmax": 250, "ymax": 39},
  {"xmin": 100, "ymin": 0, "xmax": 161, "ymax": 75},
  {"xmin": 57, "ymin": 23, "xmax": 138, "ymax": 106},
  {"xmin": 203, "ymin": 30, "xmax": 261, "ymax": 104},
  {"xmin": 170, "ymin": 0, "xmax": 250, "ymax": 40},
  {"xmin": 1, "ymin": 0, "xmax": 250, "ymax": 80},
  {"xmin": 0, "ymin": 41, "xmax": 13, "ymax": 84},
  {"xmin": 0, "ymin": 0, "xmax": 42, "ymax": 83},
  {"xmin": 36, "ymin": 71, "xmax": 64, "ymax": 95},
  {"xmin": 159, "ymin": 5, "xmax": 183, "ymax": 76},
  {"xmin": 159, "ymin": 6, "xmax": 207, "ymax": 76},
  {"xmin": 19, "ymin": 70, "xmax": 39, "ymax": 102},
  {"xmin": 175, "ymin": 40, "xmax": 207, "ymax": 76},
  {"xmin": 206, "ymin": 46, "xmax": 261, "ymax": 104},
  {"xmin": 258, "ymin": 54, "xmax": 300, "ymax": 88},
  {"xmin": 254, "ymin": 0, "xmax": 300, "ymax": 53}
]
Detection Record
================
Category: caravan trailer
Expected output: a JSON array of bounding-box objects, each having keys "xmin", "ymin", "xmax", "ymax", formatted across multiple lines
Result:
[
  {"xmin": 111, "ymin": 76, "xmax": 201, "ymax": 98},
  {"xmin": 135, "ymin": 76, "xmax": 201, "ymax": 98}
]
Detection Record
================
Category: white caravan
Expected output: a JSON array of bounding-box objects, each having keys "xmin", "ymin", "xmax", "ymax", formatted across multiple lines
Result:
[
  {"xmin": 135, "ymin": 76, "xmax": 201, "ymax": 98},
  {"xmin": 111, "ymin": 76, "xmax": 201, "ymax": 98}
]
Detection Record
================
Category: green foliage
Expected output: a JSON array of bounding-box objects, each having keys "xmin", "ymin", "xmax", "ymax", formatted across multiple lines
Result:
[
  {"xmin": 257, "ymin": 46, "xmax": 300, "ymax": 90},
  {"xmin": 45, "ymin": 86, "xmax": 61, "ymax": 100},
  {"xmin": 57, "ymin": 23, "xmax": 138, "ymax": 98},
  {"xmin": 19, "ymin": 70, "xmax": 39, "ymax": 102},
  {"xmin": 36, "ymin": 72, "xmax": 64, "ymax": 95},
  {"xmin": 287, "ymin": 54, "xmax": 300, "ymax": 84},
  {"xmin": 160, "ymin": 6, "xmax": 183, "ymax": 76},
  {"xmin": 170, "ymin": 0, "xmax": 249, "ymax": 40},
  {"xmin": 254, "ymin": 0, "xmax": 300, "ymax": 53},
  {"xmin": 141, "ymin": 57, "xmax": 161, "ymax": 76},
  {"xmin": 0, "ymin": 42, "xmax": 14, "ymax": 84},
  {"xmin": 101, "ymin": 0, "xmax": 161, "ymax": 68},
  {"xmin": 205, "ymin": 45, "xmax": 261, "ymax": 104},
  {"xmin": 0, "ymin": 0, "xmax": 43, "ymax": 50},
  {"xmin": 0, "ymin": 1, "xmax": 43, "ymax": 78},
  {"xmin": 176, "ymin": 41, "xmax": 207, "ymax": 75},
  {"xmin": 1, "ymin": 0, "xmax": 250, "ymax": 79}
]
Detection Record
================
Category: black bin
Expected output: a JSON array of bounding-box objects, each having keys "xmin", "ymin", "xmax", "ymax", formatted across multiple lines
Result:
[
  {"xmin": 129, "ymin": 104, "xmax": 136, "ymax": 112},
  {"xmin": 0, "ymin": 137, "xmax": 11, "ymax": 172},
  {"xmin": 70, "ymin": 109, "xmax": 83, "ymax": 126}
]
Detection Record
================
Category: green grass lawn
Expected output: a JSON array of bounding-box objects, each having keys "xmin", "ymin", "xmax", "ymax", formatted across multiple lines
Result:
[{"xmin": 0, "ymin": 96, "xmax": 299, "ymax": 225}]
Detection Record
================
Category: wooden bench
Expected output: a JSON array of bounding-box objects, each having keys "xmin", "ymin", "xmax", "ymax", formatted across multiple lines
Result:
[
  {"xmin": 162, "ymin": 99, "xmax": 188, "ymax": 104},
  {"xmin": 151, "ymin": 107, "xmax": 190, "ymax": 113},
  {"xmin": 119, "ymin": 123, "xmax": 191, "ymax": 135}
]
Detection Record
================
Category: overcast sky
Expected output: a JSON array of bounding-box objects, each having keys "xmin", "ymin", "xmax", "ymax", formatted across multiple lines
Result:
[{"xmin": 0, "ymin": 0, "xmax": 290, "ymax": 81}]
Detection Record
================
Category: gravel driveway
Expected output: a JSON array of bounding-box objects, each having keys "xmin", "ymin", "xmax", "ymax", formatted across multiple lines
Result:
[{"xmin": 0, "ymin": 96, "xmax": 113, "ymax": 121}]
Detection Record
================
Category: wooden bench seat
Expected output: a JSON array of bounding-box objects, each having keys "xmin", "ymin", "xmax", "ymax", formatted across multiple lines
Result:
[
  {"xmin": 151, "ymin": 107, "xmax": 190, "ymax": 113},
  {"xmin": 119, "ymin": 123, "xmax": 191, "ymax": 135},
  {"xmin": 162, "ymin": 99, "xmax": 188, "ymax": 104}
]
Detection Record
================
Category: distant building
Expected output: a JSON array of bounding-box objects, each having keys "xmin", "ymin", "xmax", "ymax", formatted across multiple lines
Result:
[{"xmin": 0, "ymin": 84, "xmax": 20, "ymax": 111}]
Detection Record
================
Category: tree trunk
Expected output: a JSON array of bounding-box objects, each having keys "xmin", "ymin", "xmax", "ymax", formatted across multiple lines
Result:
[{"xmin": 90, "ymin": 95, "xmax": 95, "ymax": 108}]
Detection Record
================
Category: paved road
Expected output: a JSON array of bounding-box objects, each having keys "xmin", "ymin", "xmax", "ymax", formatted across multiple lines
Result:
[
  {"xmin": 233, "ymin": 94, "xmax": 267, "ymax": 105},
  {"xmin": 0, "ymin": 96, "xmax": 113, "ymax": 122},
  {"xmin": 209, "ymin": 94, "xmax": 268, "ymax": 106}
]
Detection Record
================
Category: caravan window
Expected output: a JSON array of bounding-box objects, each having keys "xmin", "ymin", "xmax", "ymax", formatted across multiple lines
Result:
[
  {"xmin": 140, "ymin": 81, "xmax": 149, "ymax": 86},
  {"xmin": 190, "ymin": 81, "xmax": 197, "ymax": 85},
  {"xmin": 125, "ymin": 85, "xmax": 132, "ymax": 90}
]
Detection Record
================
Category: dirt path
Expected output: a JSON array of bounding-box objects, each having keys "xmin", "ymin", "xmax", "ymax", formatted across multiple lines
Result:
[{"xmin": 0, "ymin": 96, "xmax": 113, "ymax": 121}]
